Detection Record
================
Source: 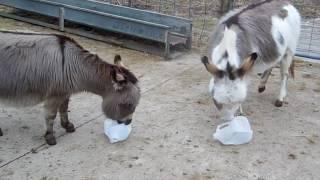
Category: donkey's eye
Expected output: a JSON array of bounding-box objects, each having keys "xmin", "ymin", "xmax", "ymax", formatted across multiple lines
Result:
[
  {"xmin": 119, "ymin": 103, "xmax": 135, "ymax": 114},
  {"xmin": 118, "ymin": 80, "xmax": 127, "ymax": 85},
  {"xmin": 120, "ymin": 103, "xmax": 133, "ymax": 109}
]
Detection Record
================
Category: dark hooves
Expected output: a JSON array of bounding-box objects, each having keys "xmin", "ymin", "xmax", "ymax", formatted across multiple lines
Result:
[
  {"xmin": 62, "ymin": 122, "xmax": 75, "ymax": 133},
  {"xmin": 0, "ymin": 128, "xmax": 3, "ymax": 136},
  {"xmin": 274, "ymin": 100, "xmax": 283, "ymax": 107},
  {"xmin": 45, "ymin": 132, "xmax": 57, "ymax": 146},
  {"xmin": 258, "ymin": 86, "xmax": 266, "ymax": 93},
  {"xmin": 65, "ymin": 123, "xmax": 75, "ymax": 133}
]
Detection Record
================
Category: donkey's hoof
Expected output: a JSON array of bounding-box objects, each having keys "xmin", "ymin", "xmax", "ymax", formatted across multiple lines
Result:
[
  {"xmin": 258, "ymin": 86, "xmax": 266, "ymax": 93},
  {"xmin": 61, "ymin": 122, "xmax": 75, "ymax": 133},
  {"xmin": 0, "ymin": 128, "xmax": 3, "ymax": 136},
  {"xmin": 275, "ymin": 100, "xmax": 283, "ymax": 107},
  {"xmin": 65, "ymin": 123, "xmax": 75, "ymax": 133},
  {"xmin": 45, "ymin": 133, "xmax": 57, "ymax": 145}
]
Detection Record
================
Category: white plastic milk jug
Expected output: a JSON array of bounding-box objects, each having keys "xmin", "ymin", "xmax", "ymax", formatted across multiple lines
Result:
[
  {"xmin": 213, "ymin": 116, "xmax": 253, "ymax": 145},
  {"xmin": 104, "ymin": 118, "xmax": 132, "ymax": 143}
]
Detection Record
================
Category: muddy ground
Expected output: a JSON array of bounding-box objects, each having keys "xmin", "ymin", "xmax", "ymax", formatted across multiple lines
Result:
[{"xmin": 0, "ymin": 17, "xmax": 320, "ymax": 180}]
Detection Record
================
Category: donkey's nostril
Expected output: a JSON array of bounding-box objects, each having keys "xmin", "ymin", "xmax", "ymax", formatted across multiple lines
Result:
[
  {"xmin": 125, "ymin": 119, "xmax": 132, "ymax": 125},
  {"xmin": 117, "ymin": 119, "xmax": 132, "ymax": 125}
]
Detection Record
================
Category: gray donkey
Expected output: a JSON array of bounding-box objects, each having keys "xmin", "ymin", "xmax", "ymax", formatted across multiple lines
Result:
[
  {"xmin": 0, "ymin": 31, "xmax": 140, "ymax": 145},
  {"xmin": 201, "ymin": 0, "xmax": 300, "ymax": 120}
]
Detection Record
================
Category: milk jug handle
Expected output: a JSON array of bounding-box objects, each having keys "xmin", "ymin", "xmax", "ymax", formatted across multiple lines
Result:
[{"xmin": 216, "ymin": 122, "xmax": 230, "ymax": 132}]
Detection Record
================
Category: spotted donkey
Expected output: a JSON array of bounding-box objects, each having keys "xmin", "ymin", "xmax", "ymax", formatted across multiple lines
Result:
[{"xmin": 201, "ymin": 0, "xmax": 300, "ymax": 120}]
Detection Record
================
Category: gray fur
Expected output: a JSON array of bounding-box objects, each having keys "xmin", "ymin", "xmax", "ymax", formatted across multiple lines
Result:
[
  {"xmin": 279, "ymin": 9, "xmax": 288, "ymax": 19},
  {"xmin": 207, "ymin": 0, "xmax": 290, "ymax": 64},
  {"xmin": 277, "ymin": 31, "xmax": 285, "ymax": 45},
  {"xmin": 0, "ymin": 31, "xmax": 140, "ymax": 145}
]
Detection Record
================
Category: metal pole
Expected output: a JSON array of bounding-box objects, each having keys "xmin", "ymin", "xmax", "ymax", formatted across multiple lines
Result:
[
  {"xmin": 59, "ymin": 7, "xmax": 65, "ymax": 31},
  {"xmin": 173, "ymin": 0, "xmax": 176, "ymax": 16},
  {"xmin": 220, "ymin": 0, "xmax": 234, "ymax": 17},
  {"xmin": 159, "ymin": 0, "xmax": 162, "ymax": 13},
  {"xmin": 295, "ymin": 53, "xmax": 320, "ymax": 60},
  {"xmin": 188, "ymin": 0, "xmax": 192, "ymax": 18},
  {"xmin": 164, "ymin": 30, "xmax": 170, "ymax": 59},
  {"xmin": 186, "ymin": 24, "xmax": 192, "ymax": 49},
  {"xmin": 228, "ymin": 0, "xmax": 234, "ymax": 10}
]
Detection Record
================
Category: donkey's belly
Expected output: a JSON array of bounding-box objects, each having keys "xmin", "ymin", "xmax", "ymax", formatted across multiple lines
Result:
[
  {"xmin": 252, "ymin": 59, "xmax": 280, "ymax": 74},
  {"xmin": 0, "ymin": 95, "xmax": 44, "ymax": 107}
]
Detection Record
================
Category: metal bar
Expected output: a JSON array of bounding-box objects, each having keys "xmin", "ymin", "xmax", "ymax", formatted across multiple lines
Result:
[
  {"xmin": 301, "ymin": 24, "xmax": 320, "ymax": 29},
  {"xmin": 0, "ymin": 11, "xmax": 59, "ymax": 29},
  {"xmin": 43, "ymin": 0, "xmax": 191, "ymax": 22},
  {"xmin": 186, "ymin": 23, "xmax": 192, "ymax": 49},
  {"xmin": 229, "ymin": 0, "xmax": 234, "ymax": 10},
  {"xmin": 169, "ymin": 31, "xmax": 189, "ymax": 38},
  {"xmin": 0, "ymin": 12, "xmax": 171, "ymax": 58},
  {"xmin": 164, "ymin": 30, "xmax": 170, "ymax": 59},
  {"xmin": 0, "ymin": 0, "xmax": 171, "ymax": 42},
  {"xmin": 145, "ymin": 0, "xmax": 148, "ymax": 10},
  {"xmin": 297, "ymin": 49, "xmax": 320, "ymax": 54},
  {"xmin": 30, "ymin": 0, "xmax": 192, "ymax": 22},
  {"xmin": 59, "ymin": 7, "xmax": 64, "ymax": 31},
  {"xmin": 188, "ymin": 0, "xmax": 192, "ymax": 18},
  {"xmin": 173, "ymin": 0, "xmax": 176, "ymax": 16},
  {"xmin": 158, "ymin": 0, "xmax": 162, "ymax": 13},
  {"xmin": 1, "ymin": 0, "xmax": 193, "ymax": 37},
  {"xmin": 31, "ymin": 0, "xmax": 171, "ymax": 28},
  {"xmin": 296, "ymin": 52, "xmax": 320, "ymax": 60},
  {"xmin": 307, "ymin": 19, "xmax": 315, "ymax": 56},
  {"xmin": 0, "ymin": 0, "xmax": 194, "ymax": 59}
]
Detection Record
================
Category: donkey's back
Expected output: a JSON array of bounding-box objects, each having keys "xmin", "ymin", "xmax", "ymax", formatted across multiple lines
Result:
[
  {"xmin": 0, "ymin": 32, "xmax": 71, "ymax": 106},
  {"xmin": 210, "ymin": 0, "xmax": 300, "ymax": 73}
]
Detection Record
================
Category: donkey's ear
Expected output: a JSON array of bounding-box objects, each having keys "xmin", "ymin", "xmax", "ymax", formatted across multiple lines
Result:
[
  {"xmin": 114, "ymin": 54, "xmax": 126, "ymax": 68},
  {"xmin": 110, "ymin": 67, "xmax": 127, "ymax": 90},
  {"xmin": 237, "ymin": 53, "xmax": 258, "ymax": 77},
  {"xmin": 115, "ymin": 73, "xmax": 125, "ymax": 81},
  {"xmin": 201, "ymin": 56, "xmax": 224, "ymax": 78}
]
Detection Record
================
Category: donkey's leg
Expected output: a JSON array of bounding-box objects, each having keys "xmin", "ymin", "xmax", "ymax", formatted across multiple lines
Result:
[
  {"xmin": 258, "ymin": 68, "xmax": 273, "ymax": 93},
  {"xmin": 44, "ymin": 99, "xmax": 61, "ymax": 145},
  {"xmin": 239, "ymin": 104, "xmax": 244, "ymax": 115},
  {"xmin": 275, "ymin": 50, "xmax": 293, "ymax": 107},
  {"xmin": 0, "ymin": 128, "xmax": 3, "ymax": 136},
  {"xmin": 59, "ymin": 97, "xmax": 75, "ymax": 133}
]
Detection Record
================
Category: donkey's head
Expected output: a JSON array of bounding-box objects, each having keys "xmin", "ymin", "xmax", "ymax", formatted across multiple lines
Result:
[
  {"xmin": 201, "ymin": 53, "xmax": 257, "ymax": 118},
  {"xmin": 102, "ymin": 55, "xmax": 140, "ymax": 125}
]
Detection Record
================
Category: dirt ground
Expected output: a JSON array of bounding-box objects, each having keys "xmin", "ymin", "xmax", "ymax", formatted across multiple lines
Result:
[{"xmin": 0, "ymin": 17, "xmax": 320, "ymax": 180}]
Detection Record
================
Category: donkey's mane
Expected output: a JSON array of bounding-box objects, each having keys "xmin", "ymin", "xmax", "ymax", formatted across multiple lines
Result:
[
  {"xmin": 54, "ymin": 34, "xmax": 139, "ymax": 85},
  {"xmin": 81, "ymin": 51, "xmax": 138, "ymax": 84},
  {"xmin": 57, "ymin": 35, "xmax": 138, "ymax": 85},
  {"xmin": 58, "ymin": 35, "xmax": 138, "ymax": 85},
  {"xmin": 224, "ymin": 0, "xmax": 274, "ymax": 28},
  {"xmin": 0, "ymin": 30, "xmax": 138, "ymax": 85}
]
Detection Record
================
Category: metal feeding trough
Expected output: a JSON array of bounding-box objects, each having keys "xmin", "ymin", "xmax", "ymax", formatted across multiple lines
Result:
[{"xmin": 0, "ymin": 0, "xmax": 193, "ymax": 59}]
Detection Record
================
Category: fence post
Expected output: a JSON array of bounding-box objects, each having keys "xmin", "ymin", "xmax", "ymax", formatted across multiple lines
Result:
[
  {"xmin": 188, "ymin": 0, "xmax": 192, "ymax": 18},
  {"xmin": 159, "ymin": 0, "xmax": 162, "ymax": 12},
  {"xmin": 219, "ymin": 0, "xmax": 234, "ymax": 17},
  {"xmin": 59, "ymin": 7, "xmax": 65, "ymax": 31},
  {"xmin": 173, "ymin": 0, "xmax": 176, "ymax": 16}
]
